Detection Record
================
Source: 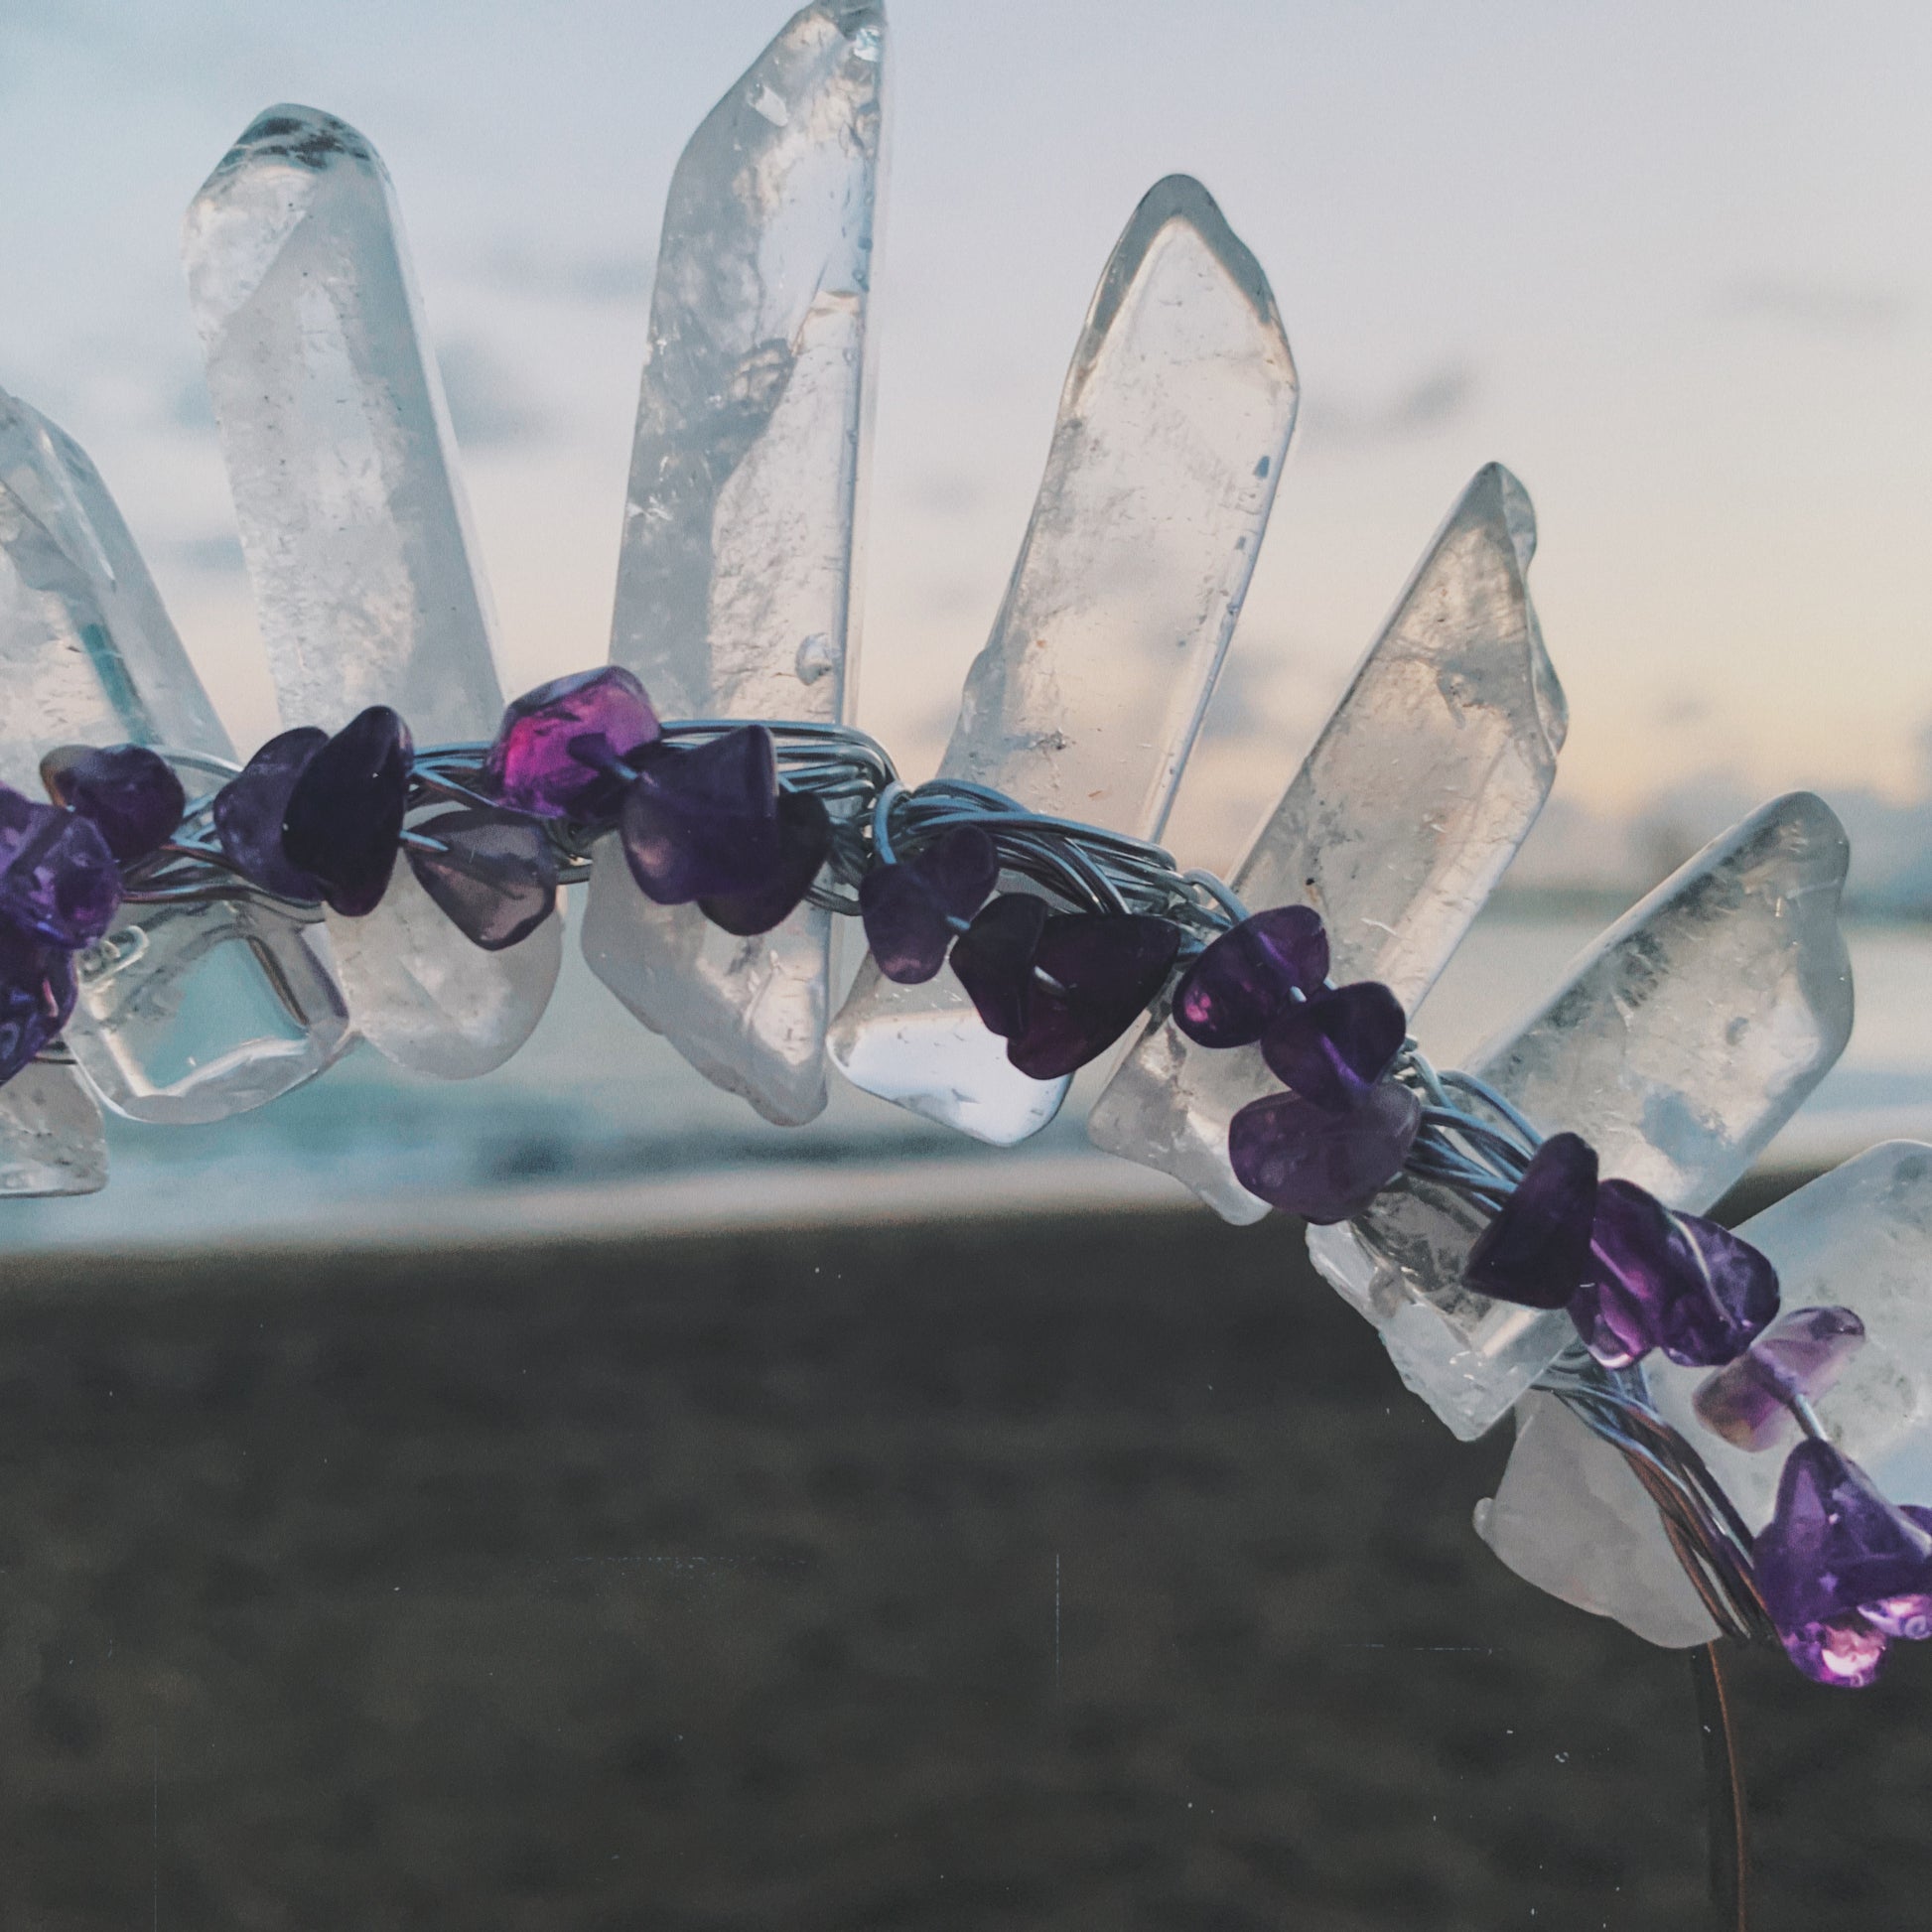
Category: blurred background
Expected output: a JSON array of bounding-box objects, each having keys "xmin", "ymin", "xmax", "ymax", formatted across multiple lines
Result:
[{"xmin": 0, "ymin": 4, "xmax": 1930, "ymax": 1926}]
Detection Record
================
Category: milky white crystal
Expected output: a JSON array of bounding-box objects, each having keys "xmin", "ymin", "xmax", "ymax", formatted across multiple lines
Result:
[
  {"xmin": 0, "ymin": 388, "xmax": 348, "ymax": 1138},
  {"xmin": 186, "ymin": 104, "xmax": 555, "ymax": 1076},
  {"xmin": 1315, "ymin": 791, "xmax": 1854, "ymax": 1441},
  {"xmin": 585, "ymin": 0, "xmax": 885, "ymax": 1128},
  {"xmin": 1089, "ymin": 464, "xmax": 1563, "ymax": 1215},
  {"xmin": 828, "ymin": 173, "xmax": 1299, "ymax": 1143},
  {"xmin": 0, "ymin": 1062, "xmax": 107, "ymax": 1198}
]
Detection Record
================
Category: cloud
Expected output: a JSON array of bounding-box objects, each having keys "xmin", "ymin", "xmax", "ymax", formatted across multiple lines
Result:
[
  {"xmin": 1305, "ymin": 363, "xmax": 1478, "ymax": 449},
  {"xmin": 435, "ymin": 340, "xmax": 549, "ymax": 449},
  {"xmin": 1722, "ymin": 278, "xmax": 1912, "ymax": 338}
]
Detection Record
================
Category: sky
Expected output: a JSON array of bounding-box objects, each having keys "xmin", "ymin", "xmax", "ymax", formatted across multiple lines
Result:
[{"xmin": 0, "ymin": 0, "xmax": 1928, "ymax": 879}]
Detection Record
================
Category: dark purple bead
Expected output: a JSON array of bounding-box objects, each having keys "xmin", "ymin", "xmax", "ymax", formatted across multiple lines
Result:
[
  {"xmin": 213, "ymin": 728, "xmax": 328, "ymax": 899},
  {"xmin": 40, "ymin": 744, "xmax": 185, "ymax": 862},
  {"xmin": 483, "ymin": 665, "xmax": 661, "ymax": 820},
  {"xmin": 619, "ymin": 726, "xmax": 780, "ymax": 904},
  {"xmin": 1694, "ymin": 1306, "xmax": 1867, "ymax": 1451},
  {"xmin": 281, "ymin": 707, "xmax": 413, "ymax": 917},
  {"xmin": 1464, "ymin": 1132, "xmax": 1599, "ymax": 1311},
  {"xmin": 860, "ymin": 825, "xmax": 1000, "ymax": 984},
  {"xmin": 700, "ymin": 789, "xmax": 833, "ymax": 936},
  {"xmin": 950, "ymin": 893, "xmax": 1048, "ymax": 1037},
  {"xmin": 1779, "ymin": 1616, "xmax": 1887, "ymax": 1688},
  {"xmin": 1753, "ymin": 1439, "xmax": 1932, "ymax": 1634},
  {"xmin": 1228, "ymin": 1079, "xmax": 1423, "ymax": 1223},
  {"xmin": 1260, "ymin": 980, "xmax": 1407, "ymax": 1112},
  {"xmin": 407, "ymin": 809, "xmax": 559, "ymax": 951},
  {"xmin": 0, "ymin": 783, "xmax": 122, "ymax": 948},
  {"xmin": 1006, "ymin": 912, "xmax": 1181, "ymax": 1080},
  {"xmin": 1570, "ymin": 1179, "xmax": 1780, "ymax": 1369},
  {"xmin": 1172, "ymin": 905, "xmax": 1328, "ymax": 1047},
  {"xmin": 0, "ymin": 922, "xmax": 76, "ymax": 1084}
]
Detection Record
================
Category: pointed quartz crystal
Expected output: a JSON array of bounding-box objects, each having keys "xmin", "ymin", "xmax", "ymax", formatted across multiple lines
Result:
[
  {"xmin": 1088, "ymin": 465, "xmax": 1563, "ymax": 1208},
  {"xmin": 185, "ymin": 104, "xmax": 556, "ymax": 1078},
  {"xmin": 581, "ymin": 1, "xmax": 885, "ymax": 1127},
  {"xmin": 0, "ymin": 388, "xmax": 349, "ymax": 1139},
  {"xmin": 827, "ymin": 174, "xmax": 1299, "ymax": 1142},
  {"xmin": 1322, "ymin": 792, "xmax": 1853, "ymax": 1442}
]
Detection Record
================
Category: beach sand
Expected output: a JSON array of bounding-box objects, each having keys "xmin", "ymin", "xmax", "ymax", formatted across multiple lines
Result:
[{"xmin": 0, "ymin": 1173, "xmax": 1925, "ymax": 1929}]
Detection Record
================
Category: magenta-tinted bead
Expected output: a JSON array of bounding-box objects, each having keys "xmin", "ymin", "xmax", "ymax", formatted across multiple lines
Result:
[
  {"xmin": 1780, "ymin": 1616, "xmax": 1888, "ymax": 1689},
  {"xmin": 1171, "ymin": 905, "xmax": 1328, "ymax": 1048},
  {"xmin": 1693, "ymin": 1306, "xmax": 1867, "ymax": 1451},
  {"xmin": 860, "ymin": 825, "xmax": 999, "ymax": 983},
  {"xmin": 699, "ymin": 790, "xmax": 833, "ymax": 936},
  {"xmin": 1859, "ymin": 1594, "xmax": 1932, "ymax": 1641},
  {"xmin": 1754, "ymin": 1439, "xmax": 1932, "ymax": 1637},
  {"xmin": 406, "ymin": 809, "xmax": 558, "ymax": 950},
  {"xmin": 1464, "ymin": 1132, "xmax": 1599, "ymax": 1311},
  {"xmin": 1260, "ymin": 980, "xmax": 1407, "ymax": 1112},
  {"xmin": 483, "ymin": 666, "xmax": 660, "ymax": 820},
  {"xmin": 950, "ymin": 894, "xmax": 1048, "ymax": 1038},
  {"xmin": 1228, "ymin": 1079, "xmax": 1423, "ymax": 1223},
  {"xmin": 1005, "ymin": 912, "xmax": 1181, "ymax": 1080},
  {"xmin": 40, "ymin": 744, "xmax": 185, "ymax": 862},
  {"xmin": 214, "ymin": 728, "xmax": 328, "ymax": 900},
  {"xmin": 1571, "ymin": 1179, "xmax": 1779, "ymax": 1369},
  {"xmin": 0, "ymin": 783, "xmax": 122, "ymax": 948},
  {"xmin": 0, "ymin": 922, "xmax": 76, "ymax": 1083},
  {"xmin": 281, "ymin": 707, "xmax": 413, "ymax": 917},
  {"xmin": 619, "ymin": 727, "xmax": 780, "ymax": 904}
]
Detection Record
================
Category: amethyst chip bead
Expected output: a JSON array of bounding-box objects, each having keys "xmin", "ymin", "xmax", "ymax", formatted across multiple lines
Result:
[
  {"xmin": 407, "ymin": 810, "xmax": 559, "ymax": 951},
  {"xmin": 1171, "ymin": 905, "xmax": 1327, "ymax": 1047},
  {"xmin": 1464, "ymin": 1132, "xmax": 1599, "ymax": 1311},
  {"xmin": 0, "ymin": 783, "xmax": 122, "ymax": 949},
  {"xmin": 213, "ymin": 728, "xmax": 328, "ymax": 900},
  {"xmin": 0, "ymin": 923, "xmax": 76, "ymax": 1084},
  {"xmin": 620, "ymin": 726, "xmax": 781, "ymax": 905},
  {"xmin": 40, "ymin": 744, "xmax": 185, "ymax": 862},
  {"xmin": 950, "ymin": 894, "xmax": 1049, "ymax": 1039},
  {"xmin": 860, "ymin": 825, "xmax": 999, "ymax": 983},
  {"xmin": 699, "ymin": 789, "xmax": 834, "ymax": 937},
  {"xmin": 1260, "ymin": 979, "xmax": 1407, "ymax": 1113},
  {"xmin": 484, "ymin": 666, "xmax": 660, "ymax": 820},
  {"xmin": 1007, "ymin": 912, "xmax": 1181, "ymax": 1080},
  {"xmin": 1229, "ymin": 1079, "xmax": 1423, "ymax": 1224},
  {"xmin": 1693, "ymin": 1305, "xmax": 1867, "ymax": 1451},
  {"xmin": 281, "ymin": 707, "xmax": 413, "ymax": 918}
]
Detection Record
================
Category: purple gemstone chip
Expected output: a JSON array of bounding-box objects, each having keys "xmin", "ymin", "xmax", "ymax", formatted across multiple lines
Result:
[
  {"xmin": 1779, "ymin": 1616, "xmax": 1888, "ymax": 1689},
  {"xmin": 1260, "ymin": 980, "xmax": 1407, "ymax": 1112},
  {"xmin": 0, "ymin": 783, "xmax": 122, "ymax": 949},
  {"xmin": 214, "ymin": 728, "xmax": 329, "ymax": 900},
  {"xmin": 860, "ymin": 825, "xmax": 1000, "ymax": 984},
  {"xmin": 40, "ymin": 744, "xmax": 186, "ymax": 862},
  {"xmin": 1228, "ymin": 1079, "xmax": 1423, "ymax": 1224},
  {"xmin": 700, "ymin": 790, "xmax": 834, "ymax": 937},
  {"xmin": 483, "ymin": 665, "xmax": 661, "ymax": 820},
  {"xmin": 1005, "ymin": 912, "xmax": 1181, "ymax": 1080},
  {"xmin": 0, "ymin": 922, "xmax": 76, "ymax": 1084},
  {"xmin": 619, "ymin": 726, "xmax": 781, "ymax": 904},
  {"xmin": 407, "ymin": 809, "xmax": 559, "ymax": 950},
  {"xmin": 1693, "ymin": 1305, "xmax": 1867, "ymax": 1452},
  {"xmin": 281, "ymin": 707, "xmax": 413, "ymax": 918},
  {"xmin": 950, "ymin": 894, "xmax": 1049, "ymax": 1038},
  {"xmin": 1171, "ymin": 905, "xmax": 1328, "ymax": 1048},
  {"xmin": 1464, "ymin": 1132, "xmax": 1599, "ymax": 1311}
]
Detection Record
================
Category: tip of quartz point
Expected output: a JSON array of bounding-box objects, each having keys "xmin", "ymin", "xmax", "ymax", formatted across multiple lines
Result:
[
  {"xmin": 1479, "ymin": 462, "xmax": 1538, "ymax": 572},
  {"xmin": 207, "ymin": 104, "xmax": 380, "ymax": 185},
  {"xmin": 822, "ymin": 0, "xmax": 886, "ymax": 38},
  {"xmin": 1087, "ymin": 175, "xmax": 1294, "ymax": 375}
]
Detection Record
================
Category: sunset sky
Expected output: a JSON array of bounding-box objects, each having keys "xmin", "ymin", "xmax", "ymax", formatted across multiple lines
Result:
[{"xmin": 1, "ymin": 0, "xmax": 1927, "ymax": 877}]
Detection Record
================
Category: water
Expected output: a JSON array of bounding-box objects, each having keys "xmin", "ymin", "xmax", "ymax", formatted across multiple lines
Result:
[{"xmin": 5, "ymin": 912, "xmax": 1927, "ymax": 1254}]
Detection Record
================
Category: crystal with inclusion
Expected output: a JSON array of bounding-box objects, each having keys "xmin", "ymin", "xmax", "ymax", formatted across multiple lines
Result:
[
  {"xmin": 585, "ymin": 1, "xmax": 884, "ymax": 1127},
  {"xmin": 1088, "ymin": 464, "xmax": 1563, "ymax": 1212},
  {"xmin": 1323, "ymin": 792, "xmax": 1852, "ymax": 1441},
  {"xmin": 186, "ymin": 104, "xmax": 556, "ymax": 1076},
  {"xmin": 829, "ymin": 174, "xmax": 1299, "ymax": 1143},
  {"xmin": 0, "ymin": 387, "xmax": 349, "ymax": 1133}
]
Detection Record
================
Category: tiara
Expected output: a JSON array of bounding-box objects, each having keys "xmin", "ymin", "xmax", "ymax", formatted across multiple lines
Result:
[{"xmin": 1, "ymin": 4, "xmax": 1925, "ymax": 1909}]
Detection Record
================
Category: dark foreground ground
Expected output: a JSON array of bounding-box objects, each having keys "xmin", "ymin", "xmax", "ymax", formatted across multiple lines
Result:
[{"xmin": 0, "ymin": 1174, "xmax": 1925, "ymax": 1931}]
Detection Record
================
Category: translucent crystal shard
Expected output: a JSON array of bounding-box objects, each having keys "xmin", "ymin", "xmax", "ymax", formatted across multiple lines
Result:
[
  {"xmin": 0, "ymin": 1062, "xmax": 106, "ymax": 1197},
  {"xmin": 828, "ymin": 174, "xmax": 1298, "ymax": 1142},
  {"xmin": 1316, "ymin": 792, "xmax": 1854, "ymax": 1440},
  {"xmin": 1088, "ymin": 465, "xmax": 1562, "ymax": 1213},
  {"xmin": 0, "ymin": 388, "xmax": 349, "ymax": 1129},
  {"xmin": 186, "ymin": 105, "xmax": 555, "ymax": 1077},
  {"xmin": 583, "ymin": 0, "xmax": 885, "ymax": 1128}
]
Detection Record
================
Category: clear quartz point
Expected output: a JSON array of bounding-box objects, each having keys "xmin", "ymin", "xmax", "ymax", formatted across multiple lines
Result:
[
  {"xmin": 1315, "ymin": 791, "xmax": 1854, "ymax": 1441},
  {"xmin": 1088, "ymin": 464, "xmax": 1563, "ymax": 1213},
  {"xmin": 828, "ymin": 173, "xmax": 1299, "ymax": 1142},
  {"xmin": 186, "ymin": 104, "xmax": 556, "ymax": 1077},
  {"xmin": 0, "ymin": 1062, "xmax": 107, "ymax": 1197},
  {"xmin": 585, "ymin": 0, "xmax": 886, "ymax": 1127},
  {"xmin": 0, "ymin": 387, "xmax": 349, "ymax": 1131}
]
